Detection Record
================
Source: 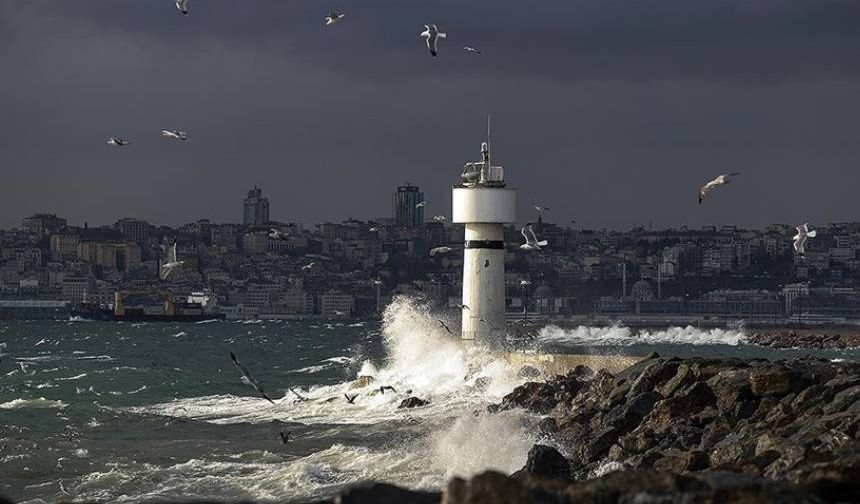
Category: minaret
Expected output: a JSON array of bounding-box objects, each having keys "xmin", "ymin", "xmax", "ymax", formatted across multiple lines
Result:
[{"xmin": 452, "ymin": 126, "xmax": 517, "ymax": 346}]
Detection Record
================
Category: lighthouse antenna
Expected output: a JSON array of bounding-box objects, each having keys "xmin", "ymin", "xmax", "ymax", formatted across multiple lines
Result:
[{"xmin": 486, "ymin": 115, "xmax": 492, "ymax": 168}]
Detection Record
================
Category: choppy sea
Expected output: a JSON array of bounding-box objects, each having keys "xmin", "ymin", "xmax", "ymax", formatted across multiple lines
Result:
[{"xmin": 1, "ymin": 298, "xmax": 857, "ymax": 503}]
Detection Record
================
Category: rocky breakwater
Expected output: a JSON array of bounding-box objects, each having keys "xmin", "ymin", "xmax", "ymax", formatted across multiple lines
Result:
[
  {"xmin": 748, "ymin": 329, "xmax": 860, "ymax": 350},
  {"xmin": 495, "ymin": 354, "xmax": 860, "ymax": 503}
]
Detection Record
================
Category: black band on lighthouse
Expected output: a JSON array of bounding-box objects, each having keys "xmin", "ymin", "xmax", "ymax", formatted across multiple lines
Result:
[{"xmin": 465, "ymin": 240, "xmax": 504, "ymax": 249}]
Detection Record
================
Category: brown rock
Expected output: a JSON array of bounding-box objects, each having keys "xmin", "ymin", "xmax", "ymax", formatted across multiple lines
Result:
[
  {"xmin": 749, "ymin": 366, "xmax": 801, "ymax": 397},
  {"xmin": 350, "ymin": 375, "xmax": 375, "ymax": 389}
]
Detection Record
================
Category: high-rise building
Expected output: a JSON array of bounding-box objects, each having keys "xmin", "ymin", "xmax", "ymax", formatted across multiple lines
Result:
[
  {"xmin": 243, "ymin": 186, "xmax": 270, "ymax": 226},
  {"xmin": 393, "ymin": 184, "xmax": 424, "ymax": 227}
]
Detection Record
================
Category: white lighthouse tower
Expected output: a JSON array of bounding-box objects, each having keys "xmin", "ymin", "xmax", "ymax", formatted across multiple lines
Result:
[{"xmin": 452, "ymin": 129, "xmax": 516, "ymax": 346}]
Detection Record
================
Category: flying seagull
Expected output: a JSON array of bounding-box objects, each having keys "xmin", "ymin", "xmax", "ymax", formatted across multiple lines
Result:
[
  {"xmin": 534, "ymin": 205, "xmax": 550, "ymax": 213},
  {"xmin": 433, "ymin": 215, "xmax": 446, "ymax": 222},
  {"xmin": 161, "ymin": 129, "xmax": 187, "ymax": 141},
  {"xmin": 793, "ymin": 223, "xmax": 817, "ymax": 256},
  {"xmin": 464, "ymin": 46, "xmax": 482, "ymax": 54},
  {"xmin": 379, "ymin": 385, "xmax": 397, "ymax": 394},
  {"xmin": 175, "ymin": 0, "xmax": 189, "ymax": 15},
  {"xmin": 438, "ymin": 320, "xmax": 453, "ymax": 335},
  {"xmin": 160, "ymin": 240, "xmax": 184, "ymax": 280},
  {"xmin": 301, "ymin": 262, "xmax": 315, "ymax": 271},
  {"xmin": 279, "ymin": 431, "xmax": 290, "ymax": 444},
  {"xmin": 106, "ymin": 137, "xmax": 129, "ymax": 147},
  {"xmin": 325, "ymin": 10, "xmax": 344, "ymax": 26},
  {"xmin": 420, "ymin": 24, "xmax": 446, "ymax": 58},
  {"xmin": 229, "ymin": 352, "xmax": 276, "ymax": 404},
  {"xmin": 520, "ymin": 279, "xmax": 532, "ymax": 286},
  {"xmin": 520, "ymin": 224, "xmax": 548, "ymax": 251},
  {"xmin": 344, "ymin": 393, "xmax": 358, "ymax": 404},
  {"xmin": 698, "ymin": 172, "xmax": 740, "ymax": 204},
  {"xmin": 415, "ymin": 201, "xmax": 427, "ymax": 208},
  {"xmin": 269, "ymin": 228, "xmax": 291, "ymax": 240},
  {"xmin": 430, "ymin": 246, "xmax": 452, "ymax": 257},
  {"xmin": 478, "ymin": 317, "xmax": 498, "ymax": 329}
]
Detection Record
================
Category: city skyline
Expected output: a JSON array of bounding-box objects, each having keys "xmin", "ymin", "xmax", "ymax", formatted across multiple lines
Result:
[{"xmin": 5, "ymin": 1, "xmax": 860, "ymax": 230}]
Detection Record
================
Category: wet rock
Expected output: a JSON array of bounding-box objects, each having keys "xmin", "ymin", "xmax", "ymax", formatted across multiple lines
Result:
[
  {"xmin": 517, "ymin": 365, "xmax": 542, "ymax": 380},
  {"xmin": 627, "ymin": 360, "xmax": 679, "ymax": 397},
  {"xmin": 708, "ymin": 369, "xmax": 754, "ymax": 411},
  {"xmin": 442, "ymin": 471, "xmax": 552, "ymax": 504},
  {"xmin": 659, "ymin": 363, "xmax": 695, "ymax": 398},
  {"xmin": 350, "ymin": 375, "xmax": 375, "ymax": 389},
  {"xmin": 607, "ymin": 391, "xmax": 660, "ymax": 432},
  {"xmin": 517, "ymin": 444, "xmax": 571, "ymax": 480},
  {"xmin": 500, "ymin": 382, "xmax": 559, "ymax": 414},
  {"xmin": 581, "ymin": 426, "xmax": 621, "ymax": 461},
  {"xmin": 650, "ymin": 382, "xmax": 716, "ymax": 433},
  {"xmin": 790, "ymin": 454, "xmax": 860, "ymax": 503},
  {"xmin": 536, "ymin": 417, "xmax": 558, "ymax": 435},
  {"xmin": 330, "ymin": 482, "xmax": 441, "ymax": 504},
  {"xmin": 652, "ymin": 449, "xmax": 709, "ymax": 473},
  {"xmin": 571, "ymin": 364, "xmax": 594, "ymax": 379},
  {"xmin": 564, "ymin": 470, "xmax": 819, "ymax": 504},
  {"xmin": 398, "ymin": 397, "xmax": 429, "ymax": 409}
]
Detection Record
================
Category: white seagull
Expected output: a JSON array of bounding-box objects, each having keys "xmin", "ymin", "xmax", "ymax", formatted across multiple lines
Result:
[
  {"xmin": 106, "ymin": 137, "xmax": 129, "ymax": 147},
  {"xmin": 325, "ymin": 10, "xmax": 344, "ymax": 26},
  {"xmin": 420, "ymin": 24, "xmax": 446, "ymax": 58},
  {"xmin": 433, "ymin": 215, "xmax": 446, "ymax": 222},
  {"xmin": 301, "ymin": 262, "xmax": 315, "ymax": 271},
  {"xmin": 268, "ymin": 228, "xmax": 289, "ymax": 240},
  {"xmin": 520, "ymin": 279, "xmax": 532, "ymax": 286},
  {"xmin": 415, "ymin": 201, "xmax": 426, "ymax": 208},
  {"xmin": 698, "ymin": 172, "xmax": 740, "ymax": 204},
  {"xmin": 160, "ymin": 240, "xmax": 184, "ymax": 280},
  {"xmin": 534, "ymin": 205, "xmax": 550, "ymax": 213},
  {"xmin": 793, "ymin": 223, "xmax": 817, "ymax": 256},
  {"xmin": 175, "ymin": 0, "xmax": 189, "ymax": 16},
  {"xmin": 161, "ymin": 129, "xmax": 188, "ymax": 141},
  {"xmin": 464, "ymin": 46, "xmax": 482, "ymax": 54},
  {"xmin": 430, "ymin": 246, "xmax": 452, "ymax": 257},
  {"xmin": 520, "ymin": 224, "xmax": 548, "ymax": 251}
]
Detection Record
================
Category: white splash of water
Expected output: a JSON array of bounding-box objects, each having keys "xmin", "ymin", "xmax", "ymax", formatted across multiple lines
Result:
[
  {"xmin": 117, "ymin": 296, "xmax": 534, "ymax": 501},
  {"xmin": 539, "ymin": 324, "xmax": 748, "ymax": 346}
]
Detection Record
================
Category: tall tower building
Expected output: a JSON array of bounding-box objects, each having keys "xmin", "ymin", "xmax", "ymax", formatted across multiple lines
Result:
[
  {"xmin": 393, "ymin": 184, "xmax": 424, "ymax": 227},
  {"xmin": 452, "ymin": 137, "xmax": 516, "ymax": 346},
  {"xmin": 243, "ymin": 186, "xmax": 270, "ymax": 226}
]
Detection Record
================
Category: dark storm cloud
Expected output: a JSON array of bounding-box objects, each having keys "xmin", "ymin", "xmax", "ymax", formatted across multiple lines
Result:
[{"xmin": 3, "ymin": 0, "xmax": 860, "ymax": 230}]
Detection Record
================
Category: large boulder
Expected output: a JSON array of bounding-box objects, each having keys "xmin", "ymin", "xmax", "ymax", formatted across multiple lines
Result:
[
  {"xmin": 519, "ymin": 445, "xmax": 571, "ymax": 480},
  {"xmin": 330, "ymin": 483, "xmax": 441, "ymax": 504},
  {"xmin": 500, "ymin": 382, "xmax": 560, "ymax": 414},
  {"xmin": 649, "ymin": 382, "xmax": 717, "ymax": 433},
  {"xmin": 398, "ymin": 397, "xmax": 429, "ymax": 409},
  {"xmin": 749, "ymin": 366, "xmax": 801, "ymax": 397}
]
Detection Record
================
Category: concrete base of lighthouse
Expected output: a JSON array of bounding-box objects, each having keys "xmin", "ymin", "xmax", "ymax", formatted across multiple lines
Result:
[{"xmin": 453, "ymin": 186, "xmax": 516, "ymax": 346}]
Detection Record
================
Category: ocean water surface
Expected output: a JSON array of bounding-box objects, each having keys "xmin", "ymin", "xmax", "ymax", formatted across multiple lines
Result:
[{"xmin": 1, "ymin": 298, "xmax": 857, "ymax": 503}]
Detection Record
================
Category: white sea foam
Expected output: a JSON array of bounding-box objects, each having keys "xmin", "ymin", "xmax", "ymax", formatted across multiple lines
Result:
[
  {"xmin": 538, "ymin": 324, "xmax": 748, "ymax": 346},
  {"xmin": 57, "ymin": 373, "xmax": 87, "ymax": 381},
  {"xmin": 0, "ymin": 397, "xmax": 68, "ymax": 410}
]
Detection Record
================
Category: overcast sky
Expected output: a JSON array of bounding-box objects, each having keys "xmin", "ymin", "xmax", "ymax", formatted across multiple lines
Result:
[{"xmin": 3, "ymin": 0, "xmax": 860, "ymax": 231}]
